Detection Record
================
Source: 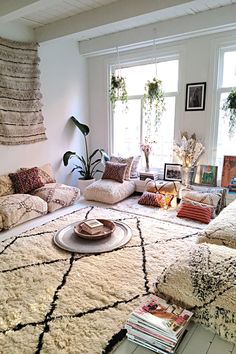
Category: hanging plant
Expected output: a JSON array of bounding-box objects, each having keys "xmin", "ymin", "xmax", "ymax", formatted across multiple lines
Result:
[
  {"xmin": 143, "ymin": 77, "xmax": 165, "ymax": 135},
  {"xmin": 223, "ymin": 89, "xmax": 236, "ymax": 137},
  {"xmin": 109, "ymin": 74, "xmax": 128, "ymax": 110}
]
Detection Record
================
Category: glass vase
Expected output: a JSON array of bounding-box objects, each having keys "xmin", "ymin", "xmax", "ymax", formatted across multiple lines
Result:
[
  {"xmin": 181, "ymin": 167, "xmax": 194, "ymax": 186},
  {"xmin": 144, "ymin": 154, "xmax": 150, "ymax": 172}
]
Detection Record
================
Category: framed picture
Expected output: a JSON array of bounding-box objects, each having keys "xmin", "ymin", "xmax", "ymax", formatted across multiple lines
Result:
[
  {"xmin": 185, "ymin": 82, "xmax": 206, "ymax": 111},
  {"xmin": 221, "ymin": 155, "xmax": 236, "ymax": 188},
  {"xmin": 164, "ymin": 163, "xmax": 182, "ymax": 182},
  {"xmin": 193, "ymin": 165, "xmax": 218, "ymax": 186}
]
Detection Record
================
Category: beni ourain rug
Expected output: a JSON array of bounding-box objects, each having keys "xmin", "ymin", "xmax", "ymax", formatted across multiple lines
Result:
[{"xmin": 0, "ymin": 204, "xmax": 205, "ymax": 354}]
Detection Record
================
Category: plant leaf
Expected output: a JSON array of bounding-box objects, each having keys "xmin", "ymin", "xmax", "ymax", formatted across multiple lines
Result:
[
  {"xmin": 71, "ymin": 116, "xmax": 90, "ymax": 136},
  {"xmin": 63, "ymin": 151, "xmax": 76, "ymax": 166}
]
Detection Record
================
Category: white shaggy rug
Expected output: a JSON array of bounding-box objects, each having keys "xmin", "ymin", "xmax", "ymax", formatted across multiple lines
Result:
[{"xmin": 0, "ymin": 205, "xmax": 204, "ymax": 354}]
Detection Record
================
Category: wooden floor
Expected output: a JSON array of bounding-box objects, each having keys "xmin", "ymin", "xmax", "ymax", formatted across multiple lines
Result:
[{"xmin": 113, "ymin": 323, "xmax": 236, "ymax": 354}]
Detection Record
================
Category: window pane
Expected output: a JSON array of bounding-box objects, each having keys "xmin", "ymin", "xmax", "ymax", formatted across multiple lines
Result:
[
  {"xmin": 148, "ymin": 97, "xmax": 175, "ymax": 169},
  {"xmin": 216, "ymin": 93, "xmax": 236, "ymax": 179},
  {"xmin": 222, "ymin": 51, "xmax": 236, "ymax": 88},
  {"xmin": 113, "ymin": 99, "xmax": 141, "ymax": 156},
  {"xmin": 116, "ymin": 60, "xmax": 178, "ymax": 96}
]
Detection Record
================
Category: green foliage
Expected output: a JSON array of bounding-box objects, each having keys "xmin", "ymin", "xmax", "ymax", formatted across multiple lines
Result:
[
  {"xmin": 63, "ymin": 116, "xmax": 109, "ymax": 180},
  {"xmin": 143, "ymin": 77, "xmax": 165, "ymax": 137},
  {"xmin": 223, "ymin": 89, "xmax": 236, "ymax": 137},
  {"xmin": 109, "ymin": 74, "xmax": 128, "ymax": 110}
]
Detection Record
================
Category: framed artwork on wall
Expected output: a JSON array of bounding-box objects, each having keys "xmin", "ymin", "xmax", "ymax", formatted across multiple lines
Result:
[
  {"xmin": 164, "ymin": 163, "xmax": 182, "ymax": 182},
  {"xmin": 221, "ymin": 155, "xmax": 236, "ymax": 188},
  {"xmin": 185, "ymin": 82, "xmax": 206, "ymax": 111},
  {"xmin": 193, "ymin": 165, "xmax": 218, "ymax": 186}
]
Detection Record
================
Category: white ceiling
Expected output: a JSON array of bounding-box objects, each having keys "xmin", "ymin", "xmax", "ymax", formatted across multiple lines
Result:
[{"xmin": 1, "ymin": 0, "xmax": 236, "ymax": 42}]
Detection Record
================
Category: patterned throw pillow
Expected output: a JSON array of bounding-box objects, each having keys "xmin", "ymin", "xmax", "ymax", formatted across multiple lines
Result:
[
  {"xmin": 138, "ymin": 191, "xmax": 174, "ymax": 208},
  {"xmin": 110, "ymin": 156, "xmax": 134, "ymax": 180},
  {"xmin": 181, "ymin": 189, "xmax": 221, "ymax": 207},
  {"xmin": 130, "ymin": 155, "xmax": 141, "ymax": 178},
  {"xmin": 38, "ymin": 163, "xmax": 56, "ymax": 184},
  {"xmin": 177, "ymin": 200, "xmax": 212, "ymax": 224},
  {"xmin": 145, "ymin": 180, "xmax": 181, "ymax": 196},
  {"xmin": 102, "ymin": 161, "xmax": 127, "ymax": 183},
  {"xmin": 9, "ymin": 167, "xmax": 44, "ymax": 193}
]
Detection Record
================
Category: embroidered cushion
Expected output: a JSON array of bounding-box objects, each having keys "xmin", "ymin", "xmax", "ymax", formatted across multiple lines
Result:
[
  {"xmin": 19, "ymin": 163, "xmax": 56, "ymax": 184},
  {"xmin": 32, "ymin": 183, "xmax": 80, "ymax": 212},
  {"xmin": 9, "ymin": 167, "xmax": 44, "ymax": 194},
  {"xmin": 177, "ymin": 200, "xmax": 212, "ymax": 224},
  {"xmin": 130, "ymin": 155, "xmax": 141, "ymax": 178},
  {"xmin": 0, "ymin": 174, "xmax": 15, "ymax": 197},
  {"xmin": 0, "ymin": 194, "xmax": 48, "ymax": 230},
  {"xmin": 138, "ymin": 192, "xmax": 174, "ymax": 208},
  {"xmin": 102, "ymin": 161, "xmax": 127, "ymax": 183},
  {"xmin": 110, "ymin": 156, "xmax": 134, "ymax": 180},
  {"xmin": 198, "ymin": 199, "xmax": 236, "ymax": 248},
  {"xmin": 145, "ymin": 180, "xmax": 181, "ymax": 196}
]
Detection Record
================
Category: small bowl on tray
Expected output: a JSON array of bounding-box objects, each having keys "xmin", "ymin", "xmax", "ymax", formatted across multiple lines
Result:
[{"xmin": 74, "ymin": 219, "xmax": 116, "ymax": 240}]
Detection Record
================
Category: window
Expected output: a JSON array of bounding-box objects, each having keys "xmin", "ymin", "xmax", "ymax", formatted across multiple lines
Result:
[
  {"xmin": 111, "ymin": 58, "xmax": 179, "ymax": 169},
  {"xmin": 215, "ymin": 48, "xmax": 236, "ymax": 177}
]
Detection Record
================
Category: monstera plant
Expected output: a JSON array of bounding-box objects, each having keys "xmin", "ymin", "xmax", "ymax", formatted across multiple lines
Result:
[{"xmin": 63, "ymin": 116, "xmax": 109, "ymax": 180}]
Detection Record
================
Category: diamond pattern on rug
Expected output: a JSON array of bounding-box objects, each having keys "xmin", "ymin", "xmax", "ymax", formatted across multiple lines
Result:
[{"xmin": 0, "ymin": 205, "xmax": 201, "ymax": 354}]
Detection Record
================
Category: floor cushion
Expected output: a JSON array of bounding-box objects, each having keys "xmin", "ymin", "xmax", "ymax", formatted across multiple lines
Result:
[
  {"xmin": 155, "ymin": 243, "xmax": 236, "ymax": 344},
  {"xmin": 32, "ymin": 183, "xmax": 80, "ymax": 212},
  {"xmin": 83, "ymin": 179, "xmax": 135, "ymax": 204},
  {"xmin": 0, "ymin": 194, "xmax": 48, "ymax": 230},
  {"xmin": 198, "ymin": 199, "xmax": 236, "ymax": 248}
]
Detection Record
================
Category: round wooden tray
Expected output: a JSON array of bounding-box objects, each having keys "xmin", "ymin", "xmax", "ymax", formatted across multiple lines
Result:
[
  {"xmin": 54, "ymin": 221, "xmax": 132, "ymax": 254},
  {"xmin": 74, "ymin": 219, "xmax": 116, "ymax": 240}
]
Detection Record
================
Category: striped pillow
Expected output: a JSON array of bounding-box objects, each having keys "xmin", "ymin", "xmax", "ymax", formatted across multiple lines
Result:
[
  {"xmin": 177, "ymin": 200, "xmax": 212, "ymax": 223},
  {"xmin": 138, "ymin": 192, "xmax": 174, "ymax": 208}
]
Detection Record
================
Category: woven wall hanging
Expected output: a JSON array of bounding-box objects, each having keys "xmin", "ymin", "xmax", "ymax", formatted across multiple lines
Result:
[{"xmin": 0, "ymin": 36, "xmax": 47, "ymax": 145}]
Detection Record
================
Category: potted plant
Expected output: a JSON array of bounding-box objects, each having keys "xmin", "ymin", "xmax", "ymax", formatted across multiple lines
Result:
[
  {"xmin": 63, "ymin": 116, "xmax": 109, "ymax": 191},
  {"xmin": 143, "ymin": 77, "xmax": 165, "ymax": 135},
  {"xmin": 223, "ymin": 89, "xmax": 236, "ymax": 137},
  {"xmin": 109, "ymin": 74, "xmax": 128, "ymax": 110}
]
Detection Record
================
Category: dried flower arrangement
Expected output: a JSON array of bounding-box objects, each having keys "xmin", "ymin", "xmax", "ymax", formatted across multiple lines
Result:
[
  {"xmin": 173, "ymin": 132, "xmax": 205, "ymax": 168},
  {"xmin": 140, "ymin": 137, "xmax": 156, "ymax": 171}
]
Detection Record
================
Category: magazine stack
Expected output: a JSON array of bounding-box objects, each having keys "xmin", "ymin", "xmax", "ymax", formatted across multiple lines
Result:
[{"xmin": 125, "ymin": 294, "xmax": 193, "ymax": 353}]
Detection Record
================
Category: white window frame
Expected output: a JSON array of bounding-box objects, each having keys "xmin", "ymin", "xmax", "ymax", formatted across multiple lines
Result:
[{"xmin": 109, "ymin": 54, "xmax": 180, "ymax": 156}]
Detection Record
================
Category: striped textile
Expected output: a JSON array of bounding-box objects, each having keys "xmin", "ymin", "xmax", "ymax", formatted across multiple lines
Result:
[
  {"xmin": 0, "ymin": 36, "xmax": 47, "ymax": 145},
  {"xmin": 177, "ymin": 200, "xmax": 212, "ymax": 223}
]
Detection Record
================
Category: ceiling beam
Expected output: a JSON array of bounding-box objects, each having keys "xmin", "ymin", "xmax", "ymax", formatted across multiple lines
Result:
[
  {"xmin": 79, "ymin": 3, "xmax": 236, "ymax": 57},
  {"xmin": 0, "ymin": 0, "xmax": 60, "ymax": 24},
  {"xmin": 34, "ymin": 0, "xmax": 192, "ymax": 42}
]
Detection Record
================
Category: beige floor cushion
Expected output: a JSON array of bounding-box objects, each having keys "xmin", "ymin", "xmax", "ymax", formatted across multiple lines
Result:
[
  {"xmin": 155, "ymin": 243, "xmax": 236, "ymax": 344},
  {"xmin": 0, "ymin": 194, "xmax": 48, "ymax": 230},
  {"xmin": 32, "ymin": 183, "xmax": 80, "ymax": 212},
  {"xmin": 84, "ymin": 179, "xmax": 136, "ymax": 204},
  {"xmin": 198, "ymin": 199, "xmax": 236, "ymax": 248}
]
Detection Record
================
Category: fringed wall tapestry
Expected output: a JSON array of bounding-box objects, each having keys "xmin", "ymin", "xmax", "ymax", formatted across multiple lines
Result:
[{"xmin": 0, "ymin": 36, "xmax": 47, "ymax": 145}]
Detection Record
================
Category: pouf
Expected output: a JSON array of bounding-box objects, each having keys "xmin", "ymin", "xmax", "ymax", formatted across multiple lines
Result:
[
  {"xmin": 32, "ymin": 183, "xmax": 80, "ymax": 212},
  {"xmin": 83, "ymin": 179, "xmax": 135, "ymax": 204},
  {"xmin": 155, "ymin": 243, "xmax": 236, "ymax": 344},
  {"xmin": 0, "ymin": 194, "xmax": 48, "ymax": 230}
]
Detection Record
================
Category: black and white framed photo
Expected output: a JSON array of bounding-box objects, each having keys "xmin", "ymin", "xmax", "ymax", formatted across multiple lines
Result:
[
  {"xmin": 185, "ymin": 82, "xmax": 206, "ymax": 111},
  {"xmin": 164, "ymin": 163, "xmax": 182, "ymax": 181}
]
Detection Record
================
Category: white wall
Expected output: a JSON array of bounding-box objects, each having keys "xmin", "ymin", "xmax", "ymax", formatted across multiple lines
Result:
[
  {"xmin": 87, "ymin": 29, "xmax": 236, "ymax": 166},
  {"xmin": 0, "ymin": 26, "xmax": 88, "ymax": 186}
]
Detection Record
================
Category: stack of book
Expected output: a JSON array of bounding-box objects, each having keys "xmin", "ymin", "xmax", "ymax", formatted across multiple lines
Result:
[
  {"xmin": 125, "ymin": 294, "xmax": 193, "ymax": 353},
  {"xmin": 139, "ymin": 171, "xmax": 159, "ymax": 181}
]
